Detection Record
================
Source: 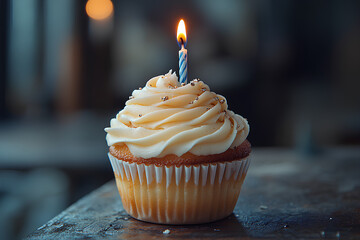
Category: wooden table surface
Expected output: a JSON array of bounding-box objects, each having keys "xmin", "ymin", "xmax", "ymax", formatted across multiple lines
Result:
[{"xmin": 27, "ymin": 147, "xmax": 360, "ymax": 239}]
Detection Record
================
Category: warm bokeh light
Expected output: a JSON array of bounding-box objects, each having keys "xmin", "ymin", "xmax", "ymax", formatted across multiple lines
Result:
[
  {"xmin": 86, "ymin": 0, "xmax": 113, "ymax": 20},
  {"xmin": 177, "ymin": 19, "xmax": 187, "ymax": 45}
]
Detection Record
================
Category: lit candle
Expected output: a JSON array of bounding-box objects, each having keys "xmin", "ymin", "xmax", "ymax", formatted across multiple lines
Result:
[{"xmin": 177, "ymin": 19, "xmax": 188, "ymax": 84}]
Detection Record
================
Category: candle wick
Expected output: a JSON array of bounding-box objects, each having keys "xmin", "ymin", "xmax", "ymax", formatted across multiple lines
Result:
[{"xmin": 180, "ymin": 38, "xmax": 184, "ymax": 46}]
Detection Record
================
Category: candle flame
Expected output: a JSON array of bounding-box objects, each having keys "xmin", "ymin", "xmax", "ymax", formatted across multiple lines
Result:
[
  {"xmin": 177, "ymin": 19, "xmax": 187, "ymax": 46},
  {"xmin": 86, "ymin": 0, "xmax": 113, "ymax": 20}
]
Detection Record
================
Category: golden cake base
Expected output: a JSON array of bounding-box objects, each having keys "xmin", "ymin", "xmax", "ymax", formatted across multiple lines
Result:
[{"xmin": 109, "ymin": 154, "xmax": 250, "ymax": 225}]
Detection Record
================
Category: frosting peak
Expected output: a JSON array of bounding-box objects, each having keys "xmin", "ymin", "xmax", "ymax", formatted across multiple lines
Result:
[{"xmin": 105, "ymin": 70, "xmax": 249, "ymax": 158}]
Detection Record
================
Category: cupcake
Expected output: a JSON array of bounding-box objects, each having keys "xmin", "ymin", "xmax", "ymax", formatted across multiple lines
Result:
[{"xmin": 105, "ymin": 70, "xmax": 250, "ymax": 224}]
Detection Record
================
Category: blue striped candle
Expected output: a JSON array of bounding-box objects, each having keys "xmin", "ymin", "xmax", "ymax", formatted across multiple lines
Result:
[
  {"xmin": 179, "ymin": 46, "xmax": 188, "ymax": 84},
  {"xmin": 177, "ymin": 19, "xmax": 188, "ymax": 84}
]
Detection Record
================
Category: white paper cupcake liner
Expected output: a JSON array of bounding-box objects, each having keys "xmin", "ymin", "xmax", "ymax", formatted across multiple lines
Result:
[
  {"xmin": 109, "ymin": 153, "xmax": 250, "ymax": 187},
  {"xmin": 108, "ymin": 153, "xmax": 251, "ymax": 224}
]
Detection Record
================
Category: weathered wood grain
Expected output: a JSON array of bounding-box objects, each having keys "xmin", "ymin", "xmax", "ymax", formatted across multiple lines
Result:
[{"xmin": 27, "ymin": 148, "xmax": 360, "ymax": 239}]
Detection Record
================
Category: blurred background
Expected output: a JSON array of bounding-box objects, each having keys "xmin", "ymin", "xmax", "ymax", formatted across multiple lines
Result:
[{"xmin": 1, "ymin": 0, "xmax": 360, "ymax": 239}]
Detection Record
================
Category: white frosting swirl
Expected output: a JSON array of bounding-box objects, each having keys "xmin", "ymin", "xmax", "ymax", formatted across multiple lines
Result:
[{"xmin": 105, "ymin": 70, "xmax": 249, "ymax": 158}]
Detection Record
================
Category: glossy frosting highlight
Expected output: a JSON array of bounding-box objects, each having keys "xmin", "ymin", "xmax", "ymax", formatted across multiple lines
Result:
[{"xmin": 105, "ymin": 70, "xmax": 249, "ymax": 158}]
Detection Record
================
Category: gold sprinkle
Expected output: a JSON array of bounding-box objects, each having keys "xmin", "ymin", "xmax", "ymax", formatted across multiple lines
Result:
[
  {"xmin": 161, "ymin": 96, "xmax": 169, "ymax": 101},
  {"xmin": 139, "ymin": 114, "xmax": 142, "ymax": 117},
  {"xmin": 139, "ymin": 87, "xmax": 142, "ymax": 90},
  {"xmin": 220, "ymin": 99, "xmax": 225, "ymax": 104}
]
